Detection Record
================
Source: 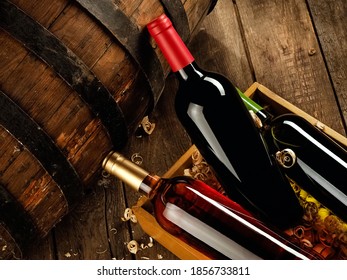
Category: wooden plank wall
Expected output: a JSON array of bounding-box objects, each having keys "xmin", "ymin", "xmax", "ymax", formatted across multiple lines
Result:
[
  {"xmin": 23, "ymin": 0, "xmax": 347, "ymax": 260},
  {"xmin": 192, "ymin": 0, "xmax": 346, "ymax": 135}
]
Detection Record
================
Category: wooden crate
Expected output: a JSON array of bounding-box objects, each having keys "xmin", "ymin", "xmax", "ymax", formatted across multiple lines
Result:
[{"xmin": 131, "ymin": 82, "xmax": 347, "ymax": 260}]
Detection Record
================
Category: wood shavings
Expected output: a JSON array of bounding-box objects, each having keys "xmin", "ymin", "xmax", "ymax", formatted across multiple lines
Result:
[
  {"xmin": 130, "ymin": 214, "xmax": 137, "ymax": 223},
  {"xmin": 131, "ymin": 153, "xmax": 143, "ymax": 165},
  {"xmin": 141, "ymin": 236, "xmax": 154, "ymax": 250},
  {"xmin": 191, "ymin": 149, "xmax": 203, "ymax": 165},
  {"xmin": 157, "ymin": 254, "xmax": 163, "ymax": 259},
  {"xmin": 97, "ymin": 177, "xmax": 112, "ymax": 188},
  {"xmin": 101, "ymin": 170, "xmax": 110, "ymax": 178},
  {"xmin": 148, "ymin": 237, "xmax": 154, "ymax": 247},
  {"xmin": 13, "ymin": 146, "xmax": 21, "ymax": 154},
  {"xmin": 121, "ymin": 208, "xmax": 132, "ymax": 221},
  {"xmin": 96, "ymin": 248, "xmax": 108, "ymax": 254},
  {"xmin": 135, "ymin": 116, "xmax": 156, "ymax": 138},
  {"xmin": 308, "ymin": 48, "xmax": 316, "ymax": 56},
  {"xmin": 184, "ymin": 149, "xmax": 225, "ymax": 195},
  {"xmin": 126, "ymin": 237, "xmax": 155, "ymax": 256},
  {"xmin": 141, "ymin": 116, "xmax": 155, "ymax": 135},
  {"xmin": 97, "ymin": 170, "xmax": 113, "ymax": 188},
  {"xmin": 121, "ymin": 208, "xmax": 137, "ymax": 223},
  {"xmin": 64, "ymin": 251, "xmax": 78, "ymax": 258},
  {"xmin": 127, "ymin": 240, "xmax": 140, "ymax": 254},
  {"xmin": 285, "ymin": 178, "xmax": 347, "ymax": 259}
]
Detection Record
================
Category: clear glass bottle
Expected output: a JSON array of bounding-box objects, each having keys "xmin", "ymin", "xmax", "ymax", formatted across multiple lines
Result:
[{"xmin": 102, "ymin": 151, "xmax": 321, "ymax": 260}]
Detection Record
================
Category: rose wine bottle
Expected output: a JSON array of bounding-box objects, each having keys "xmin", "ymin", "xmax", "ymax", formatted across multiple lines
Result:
[
  {"xmin": 102, "ymin": 151, "xmax": 320, "ymax": 259},
  {"xmin": 147, "ymin": 14, "xmax": 303, "ymax": 228},
  {"xmin": 238, "ymin": 91, "xmax": 347, "ymax": 221}
]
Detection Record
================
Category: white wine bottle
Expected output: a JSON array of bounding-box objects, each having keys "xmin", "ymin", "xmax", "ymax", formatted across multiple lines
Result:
[{"xmin": 103, "ymin": 151, "xmax": 320, "ymax": 259}]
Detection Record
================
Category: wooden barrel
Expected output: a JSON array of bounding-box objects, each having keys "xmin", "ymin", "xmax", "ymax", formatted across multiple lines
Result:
[{"xmin": 0, "ymin": 0, "xmax": 216, "ymax": 259}]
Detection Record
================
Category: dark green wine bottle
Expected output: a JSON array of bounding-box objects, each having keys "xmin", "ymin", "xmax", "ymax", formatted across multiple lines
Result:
[
  {"xmin": 148, "ymin": 14, "xmax": 304, "ymax": 229},
  {"xmin": 238, "ymin": 90, "xmax": 347, "ymax": 221}
]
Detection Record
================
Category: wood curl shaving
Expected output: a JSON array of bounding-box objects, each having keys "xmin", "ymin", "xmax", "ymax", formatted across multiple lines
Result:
[
  {"xmin": 141, "ymin": 116, "xmax": 155, "ymax": 135},
  {"xmin": 140, "ymin": 237, "xmax": 154, "ymax": 250},
  {"xmin": 127, "ymin": 240, "xmax": 140, "ymax": 254},
  {"xmin": 135, "ymin": 116, "xmax": 156, "ymax": 138},
  {"xmin": 121, "ymin": 208, "xmax": 137, "ymax": 223},
  {"xmin": 131, "ymin": 153, "xmax": 143, "ymax": 165},
  {"xmin": 110, "ymin": 228, "xmax": 118, "ymax": 235},
  {"xmin": 126, "ymin": 237, "xmax": 155, "ymax": 255},
  {"xmin": 184, "ymin": 149, "xmax": 226, "ymax": 195}
]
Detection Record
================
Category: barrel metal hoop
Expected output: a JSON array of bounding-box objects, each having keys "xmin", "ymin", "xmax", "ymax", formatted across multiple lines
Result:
[
  {"xmin": 0, "ymin": 184, "xmax": 37, "ymax": 251},
  {"xmin": 160, "ymin": 0, "xmax": 190, "ymax": 43},
  {"xmin": 75, "ymin": 0, "xmax": 165, "ymax": 106},
  {"xmin": 208, "ymin": 0, "xmax": 219, "ymax": 14},
  {"xmin": 0, "ymin": 90, "xmax": 83, "ymax": 208},
  {"xmin": 0, "ymin": 0, "xmax": 128, "ymax": 149}
]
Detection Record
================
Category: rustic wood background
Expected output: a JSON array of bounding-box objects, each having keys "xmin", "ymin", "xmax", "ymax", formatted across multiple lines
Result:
[{"xmin": 23, "ymin": 0, "xmax": 347, "ymax": 259}]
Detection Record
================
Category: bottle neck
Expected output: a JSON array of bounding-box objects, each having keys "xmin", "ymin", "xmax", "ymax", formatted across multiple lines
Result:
[
  {"xmin": 176, "ymin": 62, "xmax": 204, "ymax": 81},
  {"xmin": 147, "ymin": 14, "xmax": 194, "ymax": 72},
  {"xmin": 236, "ymin": 87, "xmax": 272, "ymax": 126},
  {"xmin": 102, "ymin": 152, "xmax": 159, "ymax": 196}
]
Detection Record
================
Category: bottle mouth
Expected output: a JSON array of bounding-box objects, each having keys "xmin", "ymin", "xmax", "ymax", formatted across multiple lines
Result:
[
  {"xmin": 101, "ymin": 151, "xmax": 149, "ymax": 192},
  {"xmin": 147, "ymin": 14, "xmax": 172, "ymax": 37}
]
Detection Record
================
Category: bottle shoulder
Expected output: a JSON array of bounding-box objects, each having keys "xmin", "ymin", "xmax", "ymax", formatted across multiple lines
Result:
[
  {"xmin": 271, "ymin": 113, "xmax": 347, "ymax": 150},
  {"xmin": 176, "ymin": 70, "xmax": 239, "ymax": 104}
]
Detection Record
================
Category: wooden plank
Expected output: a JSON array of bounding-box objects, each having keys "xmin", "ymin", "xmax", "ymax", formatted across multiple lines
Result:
[
  {"xmin": 23, "ymin": 234, "xmax": 56, "ymax": 260},
  {"xmin": 235, "ymin": 0, "xmax": 345, "ymax": 135},
  {"xmin": 306, "ymin": 0, "xmax": 347, "ymax": 132},
  {"xmin": 22, "ymin": 169, "xmax": 133, "ymax": 260},
  {"xmin": 52, "ymin": 185, "xmax": 113, "ymax": 260},
  {"xmin": 104, "ymin": 180, "xmax": 136, "ymax": 260},
  {"xmin": 189, "ymin": 0, "xmax": 254, "ymax": 92},
  {"xmin": 10, "ymin": 0, "xmax": 69, "ymax": 27}
]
